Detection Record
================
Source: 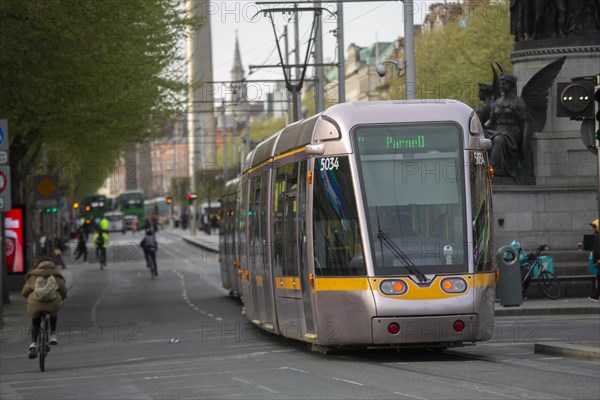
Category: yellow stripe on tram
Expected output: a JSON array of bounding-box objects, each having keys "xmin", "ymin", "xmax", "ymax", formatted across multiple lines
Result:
[{"xmin": 314, "ymin": 277, "xmax": 370, "ymax": 291}]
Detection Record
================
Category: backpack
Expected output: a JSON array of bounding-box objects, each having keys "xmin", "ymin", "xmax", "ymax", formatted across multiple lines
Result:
[
  {"xmin": 144, "ymin": 236, "xmax": 155, "ymax": 252},
  {"xmin": 32, "ymin": 275, "xmax": 59, "ymax": 302},
  {"xmin": 95, "ymin": 232, "xmax": 105, "ymax": 247}
]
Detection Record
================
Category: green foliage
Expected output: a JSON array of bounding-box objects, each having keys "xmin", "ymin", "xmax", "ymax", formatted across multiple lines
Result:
[
  {"xmin": 0, "ymin": 0, "xmax": 202, "ymax": 199},
  {"xmin": 249, "ymin": 116, "xmax": 287, "ymax": 143},
  {"xmin": 389, "ymin": 0, "xmax": 513, "ymax": 109}
]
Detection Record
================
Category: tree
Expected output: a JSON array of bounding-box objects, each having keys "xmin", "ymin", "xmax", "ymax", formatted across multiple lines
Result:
[
  {"xmin": 0, "ymin": 0, "xmax": 202, "ymax": 201},
  {"xmin": 388, "ymin": 0, "xmax": 513, "ymax": 109}
]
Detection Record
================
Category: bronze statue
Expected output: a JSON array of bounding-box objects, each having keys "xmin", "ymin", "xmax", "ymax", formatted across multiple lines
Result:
[
  {"xmin": 476, "ymin": 83, "xmax": 494, "ymax": 126},
  {"xmin": 510, "ymin": 0, "xmax": 598, "ymax": 41},
  {"xmin": 476, "ymin": 65, "xmax": 501, "ymax": 127},
  {"xmin": 483, "ymin": 56, "xmax": 566, "ymax": 183}
]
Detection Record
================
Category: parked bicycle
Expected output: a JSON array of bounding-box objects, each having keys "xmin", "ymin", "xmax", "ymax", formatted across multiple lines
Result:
[{"xmin": 513, "ymin": 242, "xmax": 561, "ymax": 300}]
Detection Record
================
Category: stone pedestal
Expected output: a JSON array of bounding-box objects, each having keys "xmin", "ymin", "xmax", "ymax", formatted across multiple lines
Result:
[{"xmin": 492, "ymin": 36, "xmax": 600, "ymax": 251}]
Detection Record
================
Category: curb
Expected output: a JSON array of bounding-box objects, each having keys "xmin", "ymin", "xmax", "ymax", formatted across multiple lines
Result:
[
  {"xmin": 495, "ymin": 307, "xmax": 600, "ymax": 316},
  {"xmin": 534, "ymin": 342, "xmax": 600, "ymax": 361},
  {"xmin": 180, "ymin": 236, "xmax": 219, "ymax": 253}
]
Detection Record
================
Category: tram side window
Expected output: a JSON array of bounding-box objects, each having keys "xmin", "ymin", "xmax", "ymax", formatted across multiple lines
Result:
[
  {"xmin": 273, "ymin": 163, "xmax": 299, "ymax": 277},
  {"xmin": 470, "ymin": 151, "xmax": 493, "ymax": 272},
  {"xmin": 313, "ymin": 156, "xmax": 365, "ymax": 276}
]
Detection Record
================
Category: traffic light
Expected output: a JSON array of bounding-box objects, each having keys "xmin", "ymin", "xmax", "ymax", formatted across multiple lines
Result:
[
  {"xmin": 45, "ymin": 207, "xmax": 58, "ymax": 214},
  {"xmin": 556, "ymin": 77, "xmax": 595, "ymax": 120},
  {"xmin": 166, "ymin": 196, "xmax": 173, "ymax": 205},
  {"xmin": 72, "ymin": 201, "xmax": 79, "ymax": 209},
  {"xmin": 187, "ymin": 193, "xmax": 197, "ymax": 205}
]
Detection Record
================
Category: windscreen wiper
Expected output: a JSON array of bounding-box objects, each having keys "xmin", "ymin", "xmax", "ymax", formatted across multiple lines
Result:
[{"xmin": 375, "ymin": 209, "xmax": 428, "ymax": 283}]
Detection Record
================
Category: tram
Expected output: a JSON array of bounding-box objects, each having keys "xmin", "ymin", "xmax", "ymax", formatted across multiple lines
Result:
[{"xmin": 219, "ymin": 100, "xmax": 496, "ymax": 349}]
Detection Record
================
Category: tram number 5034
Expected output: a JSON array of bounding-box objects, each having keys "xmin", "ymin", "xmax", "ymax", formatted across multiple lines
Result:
[{"xmin": 320, "ymin": 157, "xmax": 340, "ymax": 171}]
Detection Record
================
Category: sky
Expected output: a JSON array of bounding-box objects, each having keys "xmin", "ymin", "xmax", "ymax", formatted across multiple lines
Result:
[{"xmin": 205, "ymin": 1, "xmax": 438, "ymax": 102}]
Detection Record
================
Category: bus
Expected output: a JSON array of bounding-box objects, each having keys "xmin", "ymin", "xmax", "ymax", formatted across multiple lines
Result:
[
  {"xmin": 219, "ymin": 100, "xmax": 495, "ymax": 350},
  {"xmin": 82, "ymin": 194, "xmax": 109, "ymax": 222},
  {"xmin": 117, "ymin": 190, "xmax": 145, "ymax": 227},
  {"xmin": 145, "ymin": 197, "xmax": 169, "ymax": 226}
]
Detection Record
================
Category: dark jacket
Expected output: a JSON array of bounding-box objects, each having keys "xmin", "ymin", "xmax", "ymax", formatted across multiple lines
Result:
[
  {"xmin": 21, "ymin": 261, "xmax": 68, "ymax": 317},
  {"xmin": 140, "ymin": 235, "xmax": 157, "ymax": 253}
]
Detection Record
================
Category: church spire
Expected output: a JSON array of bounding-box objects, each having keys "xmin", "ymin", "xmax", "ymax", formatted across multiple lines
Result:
[{"xmin": 231, "ymin": 31, "xmax": 245, "ymax": 82}]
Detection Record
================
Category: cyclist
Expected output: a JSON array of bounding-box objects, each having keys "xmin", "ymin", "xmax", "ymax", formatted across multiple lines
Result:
[
  {"xmin": 21, "ymin": 258, "xmax": 68, "ymax": 359},
  {"xmin": 140, "ymin": 229, "xmax": 158, "ymax": 276},
  {"xmin": 93, "ymin": 218, "xmax": 110, "ymax": 268}
]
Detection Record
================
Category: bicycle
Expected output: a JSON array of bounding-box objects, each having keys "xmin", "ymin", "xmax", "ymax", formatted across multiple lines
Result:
[
  {"xmin": 96, "ymin": 247, "xmax": 106, "ymax": 270},
  {"xmin": 37, "ymin": 312, "xmax": 51, "ymax": 372},
  {"xmin": 521, "ymin": 244, "xmax": 561, "ymax": 300},
  {"xmin": 146, "ymin": 251, "xmax": 157, "ymax": 279}
]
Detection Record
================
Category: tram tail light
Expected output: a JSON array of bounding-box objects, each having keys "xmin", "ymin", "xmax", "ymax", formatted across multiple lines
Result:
[
  {"xmin": 440, "ymin": 277, "xmax": 467, "ymax": 293},
  {"xmin": 387, "ymin": 322, "xmax": 400, "ymax": 335},
  {"xmin": 453, "ymin": 320, "xmax": 465, "ymax": 332},
  {"xmin": 379, "ymin": 280, "xmax": 407, "ymax": 296}
]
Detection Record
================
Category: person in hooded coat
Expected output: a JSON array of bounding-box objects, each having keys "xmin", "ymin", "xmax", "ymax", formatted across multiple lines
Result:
[{"xmin": 21, "ymin": 258, "xmax": 68, "ymax": 358}]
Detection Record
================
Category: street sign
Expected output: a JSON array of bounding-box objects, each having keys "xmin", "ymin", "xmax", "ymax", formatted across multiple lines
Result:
[
  {"xmin": 0, "ymin": 120, "xmax": 11, "ymax": 210},
  {"xmin": 35, "ymin": 199, "xmax": 59, "ymax": 209},
  {"xmin": 33, "ymin": 174, "xmax": 60, "ymax": 202},
  {"xmin": 0, "ymin": 165, "xmax": 11, "ymax": 211},
  {"xmin": 0, "ymin": 120, "xmax": 6, "ymax": 151}
]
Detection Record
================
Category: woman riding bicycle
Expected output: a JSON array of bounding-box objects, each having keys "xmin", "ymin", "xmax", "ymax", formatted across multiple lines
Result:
[
  {"xmin": 140, "ymin": 229, "xmax": 158, "ymax": 276},
  {"xmin": 21, "ymin": 258, "xmax": 68, "ymax": 359}
]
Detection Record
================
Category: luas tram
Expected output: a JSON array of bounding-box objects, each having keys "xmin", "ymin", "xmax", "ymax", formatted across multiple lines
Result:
[{"xmin": 219, "ymin": 100, "xmax": 495, "ymax": 349}]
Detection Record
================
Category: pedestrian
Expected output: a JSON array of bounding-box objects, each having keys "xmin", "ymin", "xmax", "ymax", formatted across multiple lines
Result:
[
  {"xmin": 74, "ymin": 226, "xmax": 88, "ymax": 262},
  {"xmin": 588, "ymin": 219, "xmax": 600, "ymax": 302},
  {"xmin": 131, "ymin": 216, "xmax": 138, "ymax": 234},
  {"xmin": 51, "ymin": 237, "xmax": 66, "ymax": 269},
  {"xmin": 21, "ymin": 257, "xmax": 68, "ymax": 358}
]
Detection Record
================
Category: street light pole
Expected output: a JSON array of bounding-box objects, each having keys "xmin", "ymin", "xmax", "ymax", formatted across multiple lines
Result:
[{"xmin": 403, "ymin": 0, "xmax": 416, "ymax": 100}]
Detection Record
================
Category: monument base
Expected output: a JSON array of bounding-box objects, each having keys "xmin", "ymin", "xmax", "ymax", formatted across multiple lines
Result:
[
  {"xmin": 492, "ymin": 38, "xmax": 600, "ymax": 252},
  {"xmin": 492, "ymin": 185, "xmax": 595, "ymax": 251}
]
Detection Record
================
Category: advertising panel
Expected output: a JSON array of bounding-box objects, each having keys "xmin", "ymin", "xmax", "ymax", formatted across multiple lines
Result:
[{"xmin": 5, "ymin": 207, "xmax": 25, "ymax": 273}]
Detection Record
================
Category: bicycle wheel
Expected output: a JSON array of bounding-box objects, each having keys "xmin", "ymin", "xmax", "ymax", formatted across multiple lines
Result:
[
  {"xmin": 38, "ymin": 315, "xmax": 48, "ymax": 372},
  {"xmin": 538, "ymin": 270, "xmax": 561, "ymax": 299},
  {"xmin": 148, "ymin": 255, "xmax": 155, "ymax": 279}
]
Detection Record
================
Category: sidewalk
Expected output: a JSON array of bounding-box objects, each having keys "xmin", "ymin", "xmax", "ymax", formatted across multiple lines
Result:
[{"xmin": 165, "ymin": 226, "xmax": 219, "ymax": 253}]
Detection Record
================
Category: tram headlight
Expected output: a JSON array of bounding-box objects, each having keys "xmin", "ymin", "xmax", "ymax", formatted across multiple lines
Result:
[
  {"xmin": 379, "ymin": 280, "xmax": 407, "ymax": 296},
  {"xmin": 440, "ymin": 277, "xmax": 468, "ymax": 293}
]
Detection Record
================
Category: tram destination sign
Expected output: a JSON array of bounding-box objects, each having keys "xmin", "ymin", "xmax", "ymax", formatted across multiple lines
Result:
[{"xmin": 354, "ymin": 124, "xmax": 460, "ymax": 155}]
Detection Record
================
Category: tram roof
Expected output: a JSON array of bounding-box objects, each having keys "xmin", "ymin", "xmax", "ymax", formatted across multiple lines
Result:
[{"xmin": 244, "ymin": 100, "xmax": 474, "ymax": 172}]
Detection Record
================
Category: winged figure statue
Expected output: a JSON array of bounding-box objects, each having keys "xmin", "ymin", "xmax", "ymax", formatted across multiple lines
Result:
[
  {"xmin": 476, "ymin": 64, "xmax": 502, "ymax": 127},
  {"xmin": 483, "ymin": 56, "xmax": 566, "ymax": 183}
]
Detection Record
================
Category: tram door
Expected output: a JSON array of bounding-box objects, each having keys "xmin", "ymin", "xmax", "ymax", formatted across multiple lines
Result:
[
  {"xmin": 248, "ymin": 174, "xmax": 272, "ymax": 327},
  {"xmin": 298, "ymin": 160, "xmax": 315, "ymax": 335},
  {"xmin": 273, "ymin": 163, "xmax": 304, "ymax": 339}
]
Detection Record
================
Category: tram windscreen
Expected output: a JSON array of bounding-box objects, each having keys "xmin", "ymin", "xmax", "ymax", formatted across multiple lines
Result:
[{"xmin": 353, "ymin": 123, "xmax": 467, "ymax": 275}]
